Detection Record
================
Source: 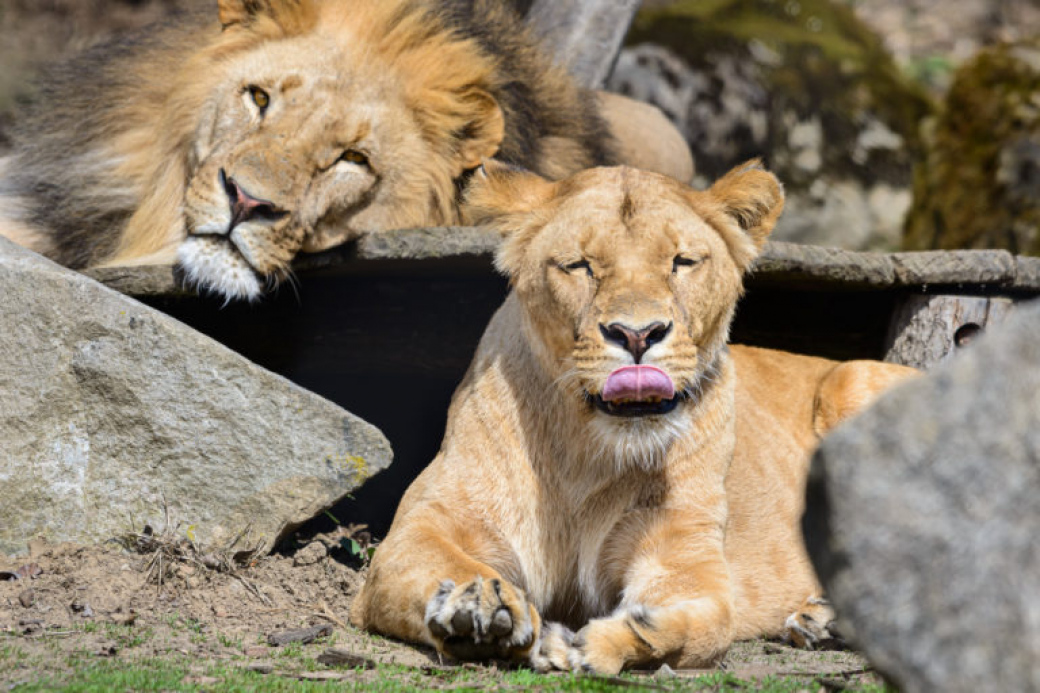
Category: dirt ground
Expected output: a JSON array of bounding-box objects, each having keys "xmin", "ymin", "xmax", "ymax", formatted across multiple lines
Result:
[{"xmin": 0, "ymin": 536, "xmax": 885, "ymax": 691}]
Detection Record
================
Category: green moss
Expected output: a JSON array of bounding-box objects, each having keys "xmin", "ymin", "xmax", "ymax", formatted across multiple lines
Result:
[
  {"xmin": 632, "ymin": 0, "xmax": 877, "ymax": 66},
  {"xmin": 626, "ymin": 0, "xmax": 934, "ymax": 186},
  {"xmin": 905, "ymin": 40, "xmax": 1040, "ymax": 253}
]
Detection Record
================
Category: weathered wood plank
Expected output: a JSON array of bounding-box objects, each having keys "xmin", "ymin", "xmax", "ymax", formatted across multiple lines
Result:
[
  {"xmin": 81, "ymin": 232, "xmax": 1040, "ymax": 297},
  {"xmin": 524, "ymin": 0, "xmax": 642, "ymax": 88},
  {"xmin": 354, "ymin": 225, "xmax": 500, "ymax": 261},
  {"xmin": 1013, "ymin": 256, "xmax": 1040, "ymax": 290},
  {"xmin": 884, "ymin": 295, "xmax": 1016, "ymax": 369},
  {"xmin": 889, "ymin": 250, "xmax": 1015, "ymax": 287},
  {"xmin": 751, "ymin": 243, "xmax": 897, "ymax": 288},
  {"xmin": 84, "ymin": 264, "xmax": 189, "ymax": 298}
]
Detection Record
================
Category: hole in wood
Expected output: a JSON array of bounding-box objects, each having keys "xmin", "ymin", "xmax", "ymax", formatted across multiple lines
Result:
[{"xmin": 954, "ymin": 323, "xmax": 983, "ymax": 348}]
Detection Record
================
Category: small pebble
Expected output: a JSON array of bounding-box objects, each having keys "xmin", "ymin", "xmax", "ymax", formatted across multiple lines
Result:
[{"xmin": 655, "ymin": 663, "xmax": 677, "ymax": 679}]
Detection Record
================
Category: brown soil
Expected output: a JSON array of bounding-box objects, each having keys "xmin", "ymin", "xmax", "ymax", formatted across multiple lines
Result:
[
  {"xmin": 0, "ymin": 537, "xmax": 442, "ymax": 685},
  {"xmin": 0, "ymin": 538, "xmax": 882, "ymax": 690}
]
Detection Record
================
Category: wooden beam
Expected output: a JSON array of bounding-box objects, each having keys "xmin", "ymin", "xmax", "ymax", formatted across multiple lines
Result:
[
  {"xmin": 524, "ymin": 0, "xmax": 642, "ymax": 88},
  {"xmin": 884, "ymin": 295, "xmax": 1015, "ymax": 369}
]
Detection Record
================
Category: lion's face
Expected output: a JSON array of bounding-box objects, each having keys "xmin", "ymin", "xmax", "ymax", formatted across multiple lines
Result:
[
  {"xmin": 466, "ymin": 163, "xmax": 783, "ymax": 461},
  {"xmin": 176, "ymin": 2, "xmax": 505, "ymax": 300}
]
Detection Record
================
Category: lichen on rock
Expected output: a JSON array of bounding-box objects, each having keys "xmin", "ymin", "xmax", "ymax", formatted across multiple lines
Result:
[
  {"xmin": 905, "ymin": 39, "xmax": 1040, "ymax": 255},
  {"xmin": 609, "ymin": 0, "xmax": 934, "ymax": 251}
]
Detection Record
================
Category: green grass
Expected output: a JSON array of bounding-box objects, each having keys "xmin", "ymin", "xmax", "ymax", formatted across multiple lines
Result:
[
  {"xmin": 1, "ymin": 622, "xmax": 893, "ymax": 693},
  {"xmin": 6, "ymin": 657, "xmax": 896, "ymax": 693}
]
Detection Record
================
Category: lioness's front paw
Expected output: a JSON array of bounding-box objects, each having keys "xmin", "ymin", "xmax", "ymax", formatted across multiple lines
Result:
[
  {"xmin": 568, "ymin": 618, "xmax": 631, "ymax": 675},
  {"xmin": 783, "ymin": 597, "xmax": 842, "ymax": 650},
  {"xmin": 424, "ymin": 576, "xmax": 537, "ymax": 661},
  {"xmin": 529, "ymin": 622, "xmax": 578, "ymax": 672}
]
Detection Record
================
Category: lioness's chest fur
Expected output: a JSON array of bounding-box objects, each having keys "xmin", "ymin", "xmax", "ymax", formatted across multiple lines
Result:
[
  {"xmin": 505, "ymin": 462, "xmax": 667, "ymax": 625},
  {"xmin": 427, "ymin": 310, "xmax": 735, "ymax": 628}
]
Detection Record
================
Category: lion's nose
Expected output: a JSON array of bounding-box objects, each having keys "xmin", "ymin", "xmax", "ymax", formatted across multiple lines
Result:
[
  {"xmin": 600, "ymin": 321, "xmax": 672, "ymax": 363},
  {"xmin": 220, "ymin": 168, "xmax": 287, "ymax": 233}
]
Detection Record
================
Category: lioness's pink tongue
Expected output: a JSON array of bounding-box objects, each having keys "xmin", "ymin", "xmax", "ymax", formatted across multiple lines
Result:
[{"xmin": 602, "ymin": 365, "xmax": 675, "ymax": 402}]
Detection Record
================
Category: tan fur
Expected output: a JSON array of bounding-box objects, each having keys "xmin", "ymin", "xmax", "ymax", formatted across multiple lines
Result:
[
  {"xmin": 0, "ymin": 196, "xmax": 52, "ymax": 258},
  {"xmin": 107, "ymin": 0, "xmax": 512, "ymax": 299},
  {"xmin": 351, "ymin": 162, "xmax": 918, "ymax": 673},
  {"xmin": 597, "ymin": 91, "xmax": 695, "ymax": 184},
  {"xmin": 0, "ymin": 0, "xmax": 692, "ymax": 301}
]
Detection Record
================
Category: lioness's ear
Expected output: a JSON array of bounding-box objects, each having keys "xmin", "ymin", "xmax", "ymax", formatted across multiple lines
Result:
[
  {"xmin": 463, "ymin": 162, "xmax": 557, "ymax": 278},
  {"xmin": 218, "ymin": 0, "xmax": 313, "ymax": 30},
  {"xmin": 462, "ymin": 161, "xmax": 556, "ymax": 227},
  {"xmin": 456, "ymin": 91, "xmax": 506, "ymax": 172},
  {"xmin": 708, "ymin": 159, "xmax": 784, "ymax": 254}
]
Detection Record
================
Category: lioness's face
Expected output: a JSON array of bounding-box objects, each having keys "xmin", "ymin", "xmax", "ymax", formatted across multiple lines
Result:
[
  {"xmin": 468, "ymin": 163, "xmax": 781, "ymax": 452},
  {"xmin": 178, "ymin": 18, "xmax": 503, "ymax": 300}
]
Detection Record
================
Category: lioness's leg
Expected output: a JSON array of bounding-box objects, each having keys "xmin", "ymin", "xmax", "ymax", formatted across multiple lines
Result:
[
  {"xmin": 350, "ymin": 518, "xmax": 540, "ymax": 663},
  {"xmin": 813, "ymin": 360, "xmax": 919, "ymax": 437},
  {"xmin": 565, "ymin": 515, "xmax": 735, "ymax": 674}
]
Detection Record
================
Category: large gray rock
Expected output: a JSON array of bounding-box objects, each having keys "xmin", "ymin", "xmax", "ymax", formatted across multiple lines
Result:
[
  {"xmin": 0, "ymin": 237, "xmax": 392, "ymax": 557},
  {"xmin": 608, "ymin": 1, "xmax": 933, "ymax": 251},
  {"xmin": 806, "ymin": 300, "xmax": 1040, "ymax": 692}
]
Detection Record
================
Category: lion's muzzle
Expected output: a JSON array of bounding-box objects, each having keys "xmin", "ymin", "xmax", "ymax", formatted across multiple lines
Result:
[{"xmin": 220, "ymin": 168, "xmax": 288, "ymax": 234}]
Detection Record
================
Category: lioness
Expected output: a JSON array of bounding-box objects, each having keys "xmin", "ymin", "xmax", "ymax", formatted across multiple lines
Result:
[
  {"xmin": 0, "ymin": 0, "xmax": 690, "ymax": 301},
  {"xmin": 351, "ymin": 162, "xmax": 917, "ymax": 672}
]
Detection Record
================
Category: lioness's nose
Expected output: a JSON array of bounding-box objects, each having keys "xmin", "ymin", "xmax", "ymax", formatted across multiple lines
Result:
[
  {"xmin": 600, "ymin": 321, "xmax": 672, "ymax": 363},
  {"xmin": 220, "ymin": 168, "xmax": 287, "ymax": 232}
]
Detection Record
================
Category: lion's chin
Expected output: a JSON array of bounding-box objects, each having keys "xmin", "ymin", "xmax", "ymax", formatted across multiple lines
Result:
[{"xmin": 177, "ymin": 236, "xmax": 264, "ymax": 302}]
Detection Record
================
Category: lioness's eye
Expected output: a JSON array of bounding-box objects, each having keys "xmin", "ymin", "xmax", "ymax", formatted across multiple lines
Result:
[
  {"xmin": 339, "ymin": 150, "xmax": 370, "ymax": 168},
  {"xmin": 561, "ymin": 259, "xmax": 593, "ymax": 276},
  {"xmin": 248, "ymin": 86, "xmax": 270, "ymax": 112},
  {"xmin": 673, "ymin": 255, "xmax": 702, "ymax": 273}
]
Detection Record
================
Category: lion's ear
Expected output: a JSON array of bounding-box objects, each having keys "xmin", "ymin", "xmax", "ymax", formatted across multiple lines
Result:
[
  {"xmin": 708, "ymin": 159, "xmax": 784, "ymax": 254},
  {"xmin": 217, "ymin": 0, "xmax": 313, "ymax": 30},
  {"xmin": 455, "ymin": 91, "xmax": 506, "ymax": 172}
]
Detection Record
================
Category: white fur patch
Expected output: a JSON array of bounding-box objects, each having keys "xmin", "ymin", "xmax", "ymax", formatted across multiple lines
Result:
[
  {"xmin": 177, "ymin": 236, "xmax": 262, "ymax": 303},
  {"xmin": 587, "ymin": 413, "xmax": 689, "ymax": 473},
  {"xmin": 190, "ymin": 219, "xmax": 229, "ymax": 236}
]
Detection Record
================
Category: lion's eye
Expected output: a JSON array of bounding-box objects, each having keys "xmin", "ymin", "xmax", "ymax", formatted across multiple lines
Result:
[
  {"xmin": 339, "ymin": 149, "xmax": 370, "ymax": 168},
  {"xmin": 560, "ymin": 259, "xmax": 593, "ymax": 276},
  {"xmin": 672, "ymin": 255, "xmax": 702, "ymax": 273},
  {"xmin": 248, "ymin": 86, "xmax": 270, "ymax": 112}
]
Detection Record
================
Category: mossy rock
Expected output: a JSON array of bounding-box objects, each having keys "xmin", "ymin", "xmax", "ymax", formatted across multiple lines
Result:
[
  {"xmin": 609, "ymin": 0, "xmax": 935, "ymax": 250},
  {"xmin": 624, "ymin": 0, "xmax": 932, "ymax": 184},
  {"xmin": 905, "ymin": 40, "xmax": 1040, "ymax": 255}
]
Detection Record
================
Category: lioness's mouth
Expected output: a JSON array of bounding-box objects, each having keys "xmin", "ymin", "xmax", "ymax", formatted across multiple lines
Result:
[
  {"xmin": 591, "ymin": 365, "xmax": 683, "ymax": 418},
  {"xmin": 592, "ymin": 394, "xmax": 682, "ymax": 417}
]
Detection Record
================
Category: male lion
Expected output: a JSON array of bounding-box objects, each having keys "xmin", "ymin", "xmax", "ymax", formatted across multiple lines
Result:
[
  {"xmin": 350, "ymin": 162, "xmax": 917, "ymax": 672},
  {"xmin": 0, "ymin": 0, "xmax": 690, "ymax": 301}
]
